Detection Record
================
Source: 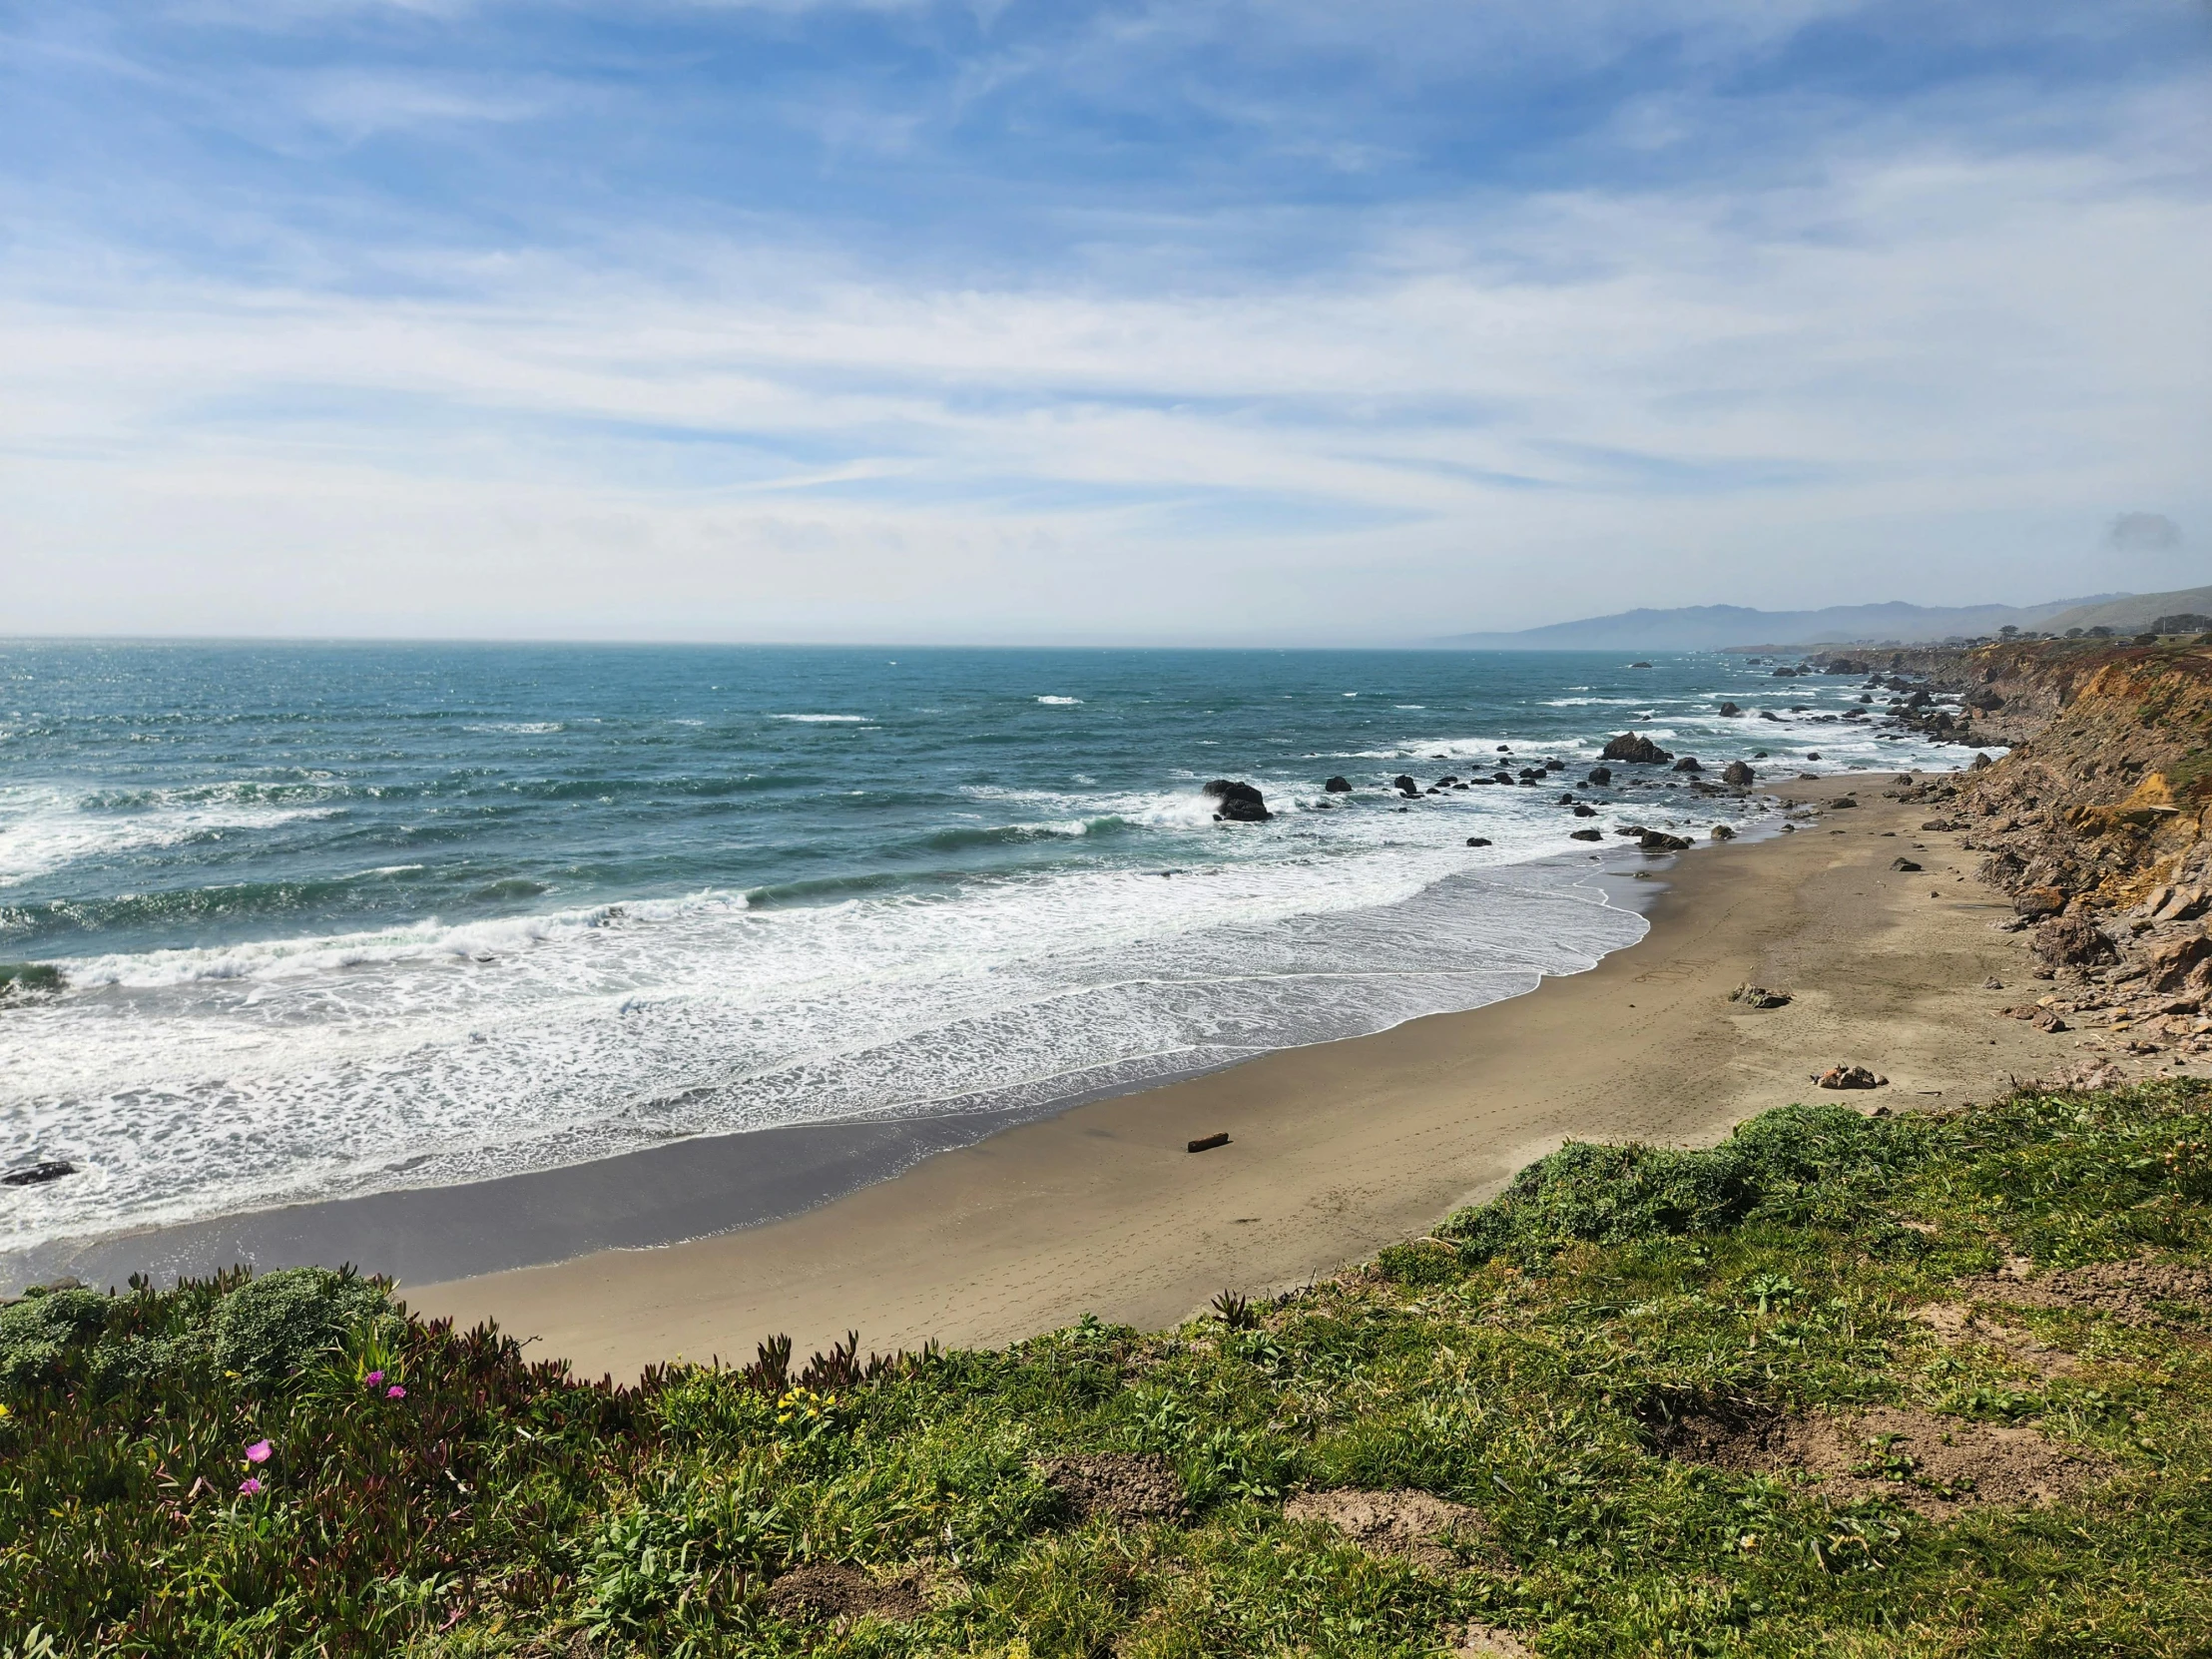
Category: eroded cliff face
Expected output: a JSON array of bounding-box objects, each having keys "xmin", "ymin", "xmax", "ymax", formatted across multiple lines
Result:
[
  {"xmin": 1887, "ymin": 641, "xmax": 2212, "ymax": 1067},
  {"xmin": 1953, "ymin": 643, "xmax": 2212, "ymax": 906}
]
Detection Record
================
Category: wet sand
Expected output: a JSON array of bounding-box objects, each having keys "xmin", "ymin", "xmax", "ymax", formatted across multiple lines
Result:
[{"xmin": 411, "ymin": 775, "xmax": 2078, "ymax": 1380}]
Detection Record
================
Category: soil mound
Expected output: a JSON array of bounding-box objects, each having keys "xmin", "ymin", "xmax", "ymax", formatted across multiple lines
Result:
[
  {"xmin": 1040, "ymin": 1453, "xmax": 1189, "ymax": 1526},
  {"xmin": 1656, "ymin": 1405, "xmax": 2106, "ymax": 1515},
  {"xmin": 762, "ymin": 1561, "xmax": 924, "ymax": 1626},
  {"xmin": 1282, "ymin": 1487, "xmax": 1497, "ymax": 1572}
]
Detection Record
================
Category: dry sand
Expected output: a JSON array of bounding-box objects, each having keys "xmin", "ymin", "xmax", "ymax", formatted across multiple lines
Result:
[{"xmin": 410, "ymin": 776, "xmax": 2085, "ymax": 1380}]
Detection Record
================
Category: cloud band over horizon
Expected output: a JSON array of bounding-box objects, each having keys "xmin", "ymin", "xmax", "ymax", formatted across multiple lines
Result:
[{"xmin": 2, "ymin": 0, "xmax": 2207, "ymax": 643}]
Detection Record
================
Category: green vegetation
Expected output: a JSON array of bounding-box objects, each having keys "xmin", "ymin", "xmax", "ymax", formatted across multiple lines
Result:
[{"xmin": 7, "ymin": 1085, "xmax": 2212, "ymax": 1656}]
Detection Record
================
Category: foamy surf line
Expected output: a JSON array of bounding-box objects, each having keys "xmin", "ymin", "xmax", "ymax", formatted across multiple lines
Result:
[{"xmin": 0, "ymin": 851, "xmax": 1665, "ymax": 1294}]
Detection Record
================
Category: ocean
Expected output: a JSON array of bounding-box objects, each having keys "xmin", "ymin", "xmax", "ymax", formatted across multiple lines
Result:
[{"xmin": 0, "ymin": 642, "xmax": 1964, "ymax": 1264}]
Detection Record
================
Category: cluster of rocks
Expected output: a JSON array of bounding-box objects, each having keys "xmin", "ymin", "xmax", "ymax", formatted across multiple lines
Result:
[{"xmin": 1883, "ymin": 637, "xmax": 2212, "ymax": 1066}]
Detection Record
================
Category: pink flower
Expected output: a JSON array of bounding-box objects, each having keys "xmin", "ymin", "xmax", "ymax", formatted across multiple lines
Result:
[
  {"xmin": 386, "ymin": 1384, "xmax": 406, "ymax": 1398},
  {"xmin": 244, "ymin": 1439, "xmax": 273, "ymax": 1464},
  {"xmin": 239, "ymin": 1476, "xmax": 263, "ymax": 1496},
  {"xmin": 364, "ymin": 1371, "xmax": 384, "ymax": 1386}
]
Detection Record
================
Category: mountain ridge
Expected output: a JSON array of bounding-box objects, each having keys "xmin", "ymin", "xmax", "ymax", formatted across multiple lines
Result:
[{"xmin": 1433, "ymin": 585, "xmax": 2212, "ymax": 651}]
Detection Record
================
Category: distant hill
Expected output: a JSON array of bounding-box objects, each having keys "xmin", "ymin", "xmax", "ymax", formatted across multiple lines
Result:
[
  {"xmin": 2038, "ymin": 586, "xmax": 2212, "ymax": 637},
  {"xmin": 1434, "ymin": 594, "xmax": 2138, "ymax": 652}
]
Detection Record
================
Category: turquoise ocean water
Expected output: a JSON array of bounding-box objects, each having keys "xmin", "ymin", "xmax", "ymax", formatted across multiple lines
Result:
[{"xmin": 0, "ymin": 643, "xmax": 1963, "ymax": 1254}]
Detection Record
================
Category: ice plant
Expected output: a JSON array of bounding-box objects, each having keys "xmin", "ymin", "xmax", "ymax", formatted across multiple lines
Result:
[
  {"xmin": 244, "ymin": 1439, "xmax": 272, "ymax": 1465},
  {"xmin": 386, "ymin": 1384, "xmax": 406, "ymax": 1398},
  {"xmin": 239, "ymin": 1477, "xmax": 263, "ymax": 1497},
  {"xmin": 364, "ymin": 1371, "xmax": 383, "ymax": 1386}
]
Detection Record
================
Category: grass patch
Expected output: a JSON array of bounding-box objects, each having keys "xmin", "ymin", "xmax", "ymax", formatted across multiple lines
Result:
[{"xmin": 7, "ymin": 1083, "xmax": 2212, "ymax": 1655}]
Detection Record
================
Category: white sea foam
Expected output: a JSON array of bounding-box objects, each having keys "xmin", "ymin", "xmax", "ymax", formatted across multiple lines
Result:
[
  {"xmin": 0, "ymin": 695, "xmax": 1985, "ymax": 1257},
  {"xmin": 1035, "ymin": 696, "xmax": 1084, "ymax": 705},
  {"xmin": 772, "ymin": 713, "xmax": 869, "ymax": 723},
  {"xmin": 462, "ymin": 722, "xmax": 563, "ymax": 735},
  {"xmin": 0, "ymin": 785, "xmax": 340, "ymax": 887}
]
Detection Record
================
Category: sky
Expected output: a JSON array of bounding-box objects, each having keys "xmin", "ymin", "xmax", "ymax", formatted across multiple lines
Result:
[{"xmin": 1, "ymin": 0, "xmax": 2208, "ymax": 645}]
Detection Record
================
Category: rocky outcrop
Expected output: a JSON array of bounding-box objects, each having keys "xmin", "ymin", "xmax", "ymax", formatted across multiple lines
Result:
[
  {"xmin": 1722, "ymin": 761, "xmax": 1755, "ymax": 787},
  {"xmin": 1204, "ymin": 780, "xmax": 1272, "ymax": 822},
  {"xmin": 1672, "ymin": 757, "xmax": 1702, "ymax": 774},
  {"xmin": 1325, "ymin": 776, "xmax": 1352, "ymax": 794},
  {"xmin": 1601, "ymin": 733, "xmax": 1674, "ymax": 765},
  {"xmin": 1881, "ymin": 640, "xmax": 2212, "ymax": 1061},
  {"xmin": 1585, "ymin": 766, "xmax": 1613, "ymax": 787}
]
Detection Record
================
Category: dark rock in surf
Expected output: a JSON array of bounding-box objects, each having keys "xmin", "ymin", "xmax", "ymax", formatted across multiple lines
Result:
[
  {"xmin": 1570, "ymin": 828, "xmax": 1604, "ymax": 841},
  {"xmin": 1466, "ymin": 836, "xmax": 1492, "ymax": 847},
  {"xmin": 3, "ymin": 1160, "xmax": 77, "ymax": 1187},
  {"xmin": 1601, "ymin": 733, "xmax": 1674, "ymax": 766},
  {"xmin": 1722, "ymin": 761, "xmax": 1755, "ymax": 786},
  {"xmin": 1640, "ymin": 830, "xmax": 1692, "ymax": 852},
  {"xmin": 1393, "ymin": 775, "xmax": 1418, "ymax": 796},
  {"xmin": 1204, "ymin": 780, "xmax": 1272, "ymax": 823},
  {"xmin": 1324, "ymin": 776, "xmax": 1352, "ymax": 793},
  {"xmin": 1672, "ymin": 756, "xmax": 1702, "ymax": 774},
  {"xmin": 1585, "ymin": 766, "xmax": 1613, "ymax": 787}
]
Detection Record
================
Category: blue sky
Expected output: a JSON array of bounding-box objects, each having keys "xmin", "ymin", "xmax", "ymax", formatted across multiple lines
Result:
[{"xmin": 2, "ymin": 0, "xmax": 2208, "ymax": 642}]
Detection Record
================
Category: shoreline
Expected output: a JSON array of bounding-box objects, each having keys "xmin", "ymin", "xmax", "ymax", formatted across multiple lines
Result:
[
  {"xmin": 405, "ymin": 772, "xmax": 2109, "ymax": 1379},
  {"xmin": 3, "ymin": 851, "xmax": 1655, "ymax": 1298}
]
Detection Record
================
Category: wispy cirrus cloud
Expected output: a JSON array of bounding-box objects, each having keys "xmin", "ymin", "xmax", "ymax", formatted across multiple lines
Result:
[{"xmin": 0, "ymin": 0, "xmax": 2206, "ymax": 640}]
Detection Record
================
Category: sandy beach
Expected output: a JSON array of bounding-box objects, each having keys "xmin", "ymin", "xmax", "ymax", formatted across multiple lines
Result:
[{"xmin": 409, "ymin": 773, "xmax": 2088, "ymax": 1379}]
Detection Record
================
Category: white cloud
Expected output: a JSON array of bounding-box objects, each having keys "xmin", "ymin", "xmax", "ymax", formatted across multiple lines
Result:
[{"xmin": 2, "ymin": 9, "xmax": 2207, "ymax": 640}]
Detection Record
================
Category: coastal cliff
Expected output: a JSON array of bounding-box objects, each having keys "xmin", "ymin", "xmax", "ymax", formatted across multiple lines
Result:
[{"xmin": 1885, "ymin": 639, "xmax": 2212, "ymax": 1075}]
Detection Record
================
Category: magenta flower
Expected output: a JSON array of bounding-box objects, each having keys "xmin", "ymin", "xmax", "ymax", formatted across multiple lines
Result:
[
  {"xmin": 364, "ymin": 1371, "xmax": 384, "ymax": 1386},
  {"xmin": 239, "ymin": 1476, "xmax": 264, "ymax": 1496},
  {"xmin": 244, "ymin": 1439, "xmax": 273, "ymax": 1464},
  {"xmin": 386, "ymin": 1384, "xmax": 406, "ymax": 1398}
]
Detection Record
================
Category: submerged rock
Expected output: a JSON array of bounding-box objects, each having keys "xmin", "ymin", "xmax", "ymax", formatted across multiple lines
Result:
[
  {"xmin": 2, "ymin": 1160, "xmax": 77, "ymax": 1187},
  {"xmin": 1204, "ymin": 780, "xmax": 1272, "ymax": 822}
]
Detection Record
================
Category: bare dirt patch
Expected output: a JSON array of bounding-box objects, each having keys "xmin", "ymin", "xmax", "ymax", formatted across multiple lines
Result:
[
  {"xmin": 1656, "ymin": 1405, "xmax": 2108, "ymax": 1515},
  {"xmin": 1453, "ymin": 1624, "xmax": 1538, "ymax": 1659},
  {"xmin": 1972, "ymin": 1260, "xmax": 2212, "ymax": 1327},
  {"xmin": 761, "ymin": 1561, "xmax": 925, "ymax": 1626},
  {"xmin": 1282, "ymin": 1487, "xmax": 1499, "ymax": 1572},
  {"xmin": 1913, "ymin": 1301, "xmax": 2081, "ymax": 1377},
  {"xmin": 1040, "ymin": 1453, "xmax": 1189, "ymax": 1527}
]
